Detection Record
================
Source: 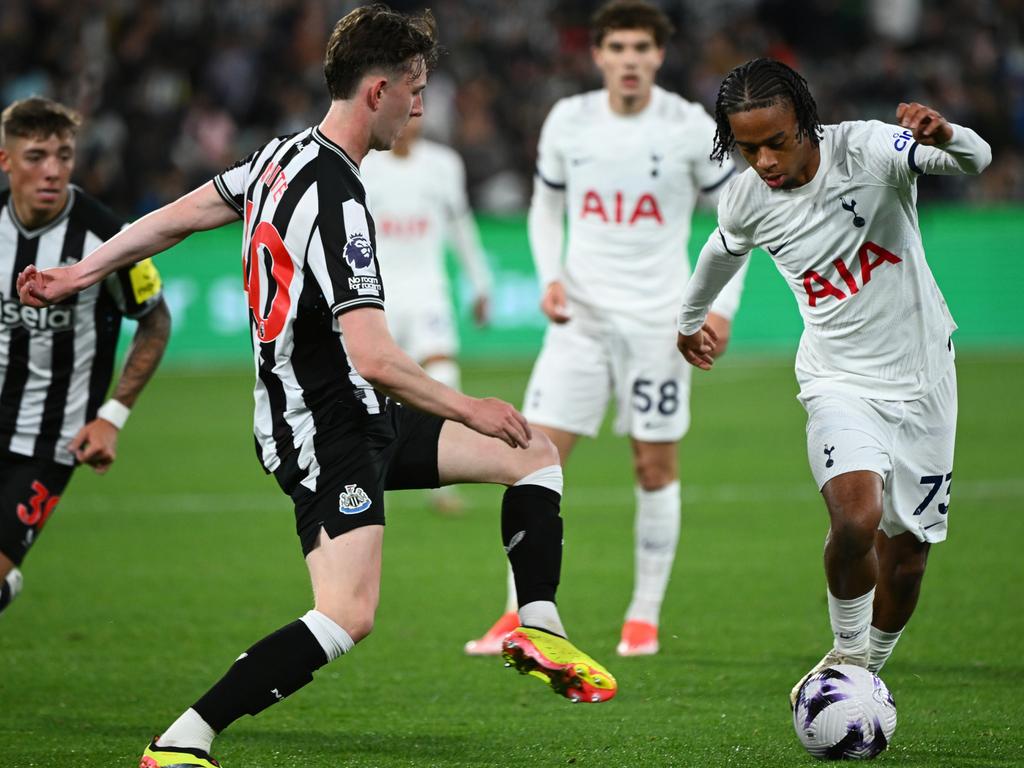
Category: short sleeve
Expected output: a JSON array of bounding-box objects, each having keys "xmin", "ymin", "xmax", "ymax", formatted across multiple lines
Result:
[
  {"xmin": 535, "ymin": 101, "xmax": 567, "ymax": 190},
  {"xmin": 103, "ymin": 257, "xmax": 164, "ymax": 319},
  {"xmin": 212, "ymin": 150, "xmax": 258, "ymax": 218},
  {"xmin": 310, "ymin": 183, "xmax": 385, "ymax": 315}
]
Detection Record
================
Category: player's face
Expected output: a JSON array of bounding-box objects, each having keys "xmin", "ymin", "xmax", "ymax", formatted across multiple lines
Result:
[
  {"xmin": 592, "ymin": 28, "xmax": 664, "ymax": 106},
  {"xmin": 728, "ymin": 102, "xmax": 819, "ymax": 190},
  {"xmin": 373, "ymin": 60, "xmax": 427, "ymax": 152},
  {"xmin": 0, "ymin": 132, "xmax": 75, "ymax": 227}
]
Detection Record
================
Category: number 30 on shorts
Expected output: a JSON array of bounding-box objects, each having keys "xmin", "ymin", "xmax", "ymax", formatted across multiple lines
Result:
[
  {"xmin": 632, "ymin": 379, "xmax": 679, "ymax": 415},
  {"xmin": 914, "ymin": 472, "xmax": 952, "ymax": 516}
]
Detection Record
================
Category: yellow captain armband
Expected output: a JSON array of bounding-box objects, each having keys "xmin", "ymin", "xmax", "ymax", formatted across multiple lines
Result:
[{"xmin": 128, "ymin": 258, "xmax": 162, "ymax": 304}]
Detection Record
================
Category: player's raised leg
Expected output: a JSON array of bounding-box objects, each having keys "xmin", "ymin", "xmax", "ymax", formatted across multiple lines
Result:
[
  {"xmin": 439, "ymin": 420, "xmax": 616, "ymax": 702},
  {"xmin": 142, "ymin": 527, "xmax": 375, "ymax": 767},
  {"xmin": 790, "ymin": 470, "xmax": 882, "ymax": 706},
  {"xmin": 618, "ymin": 439, "xmax": 680, "ymax": 656},
  {"xmin": 463, "ymin": 423, "xmax": 580, "ymax": 655}
]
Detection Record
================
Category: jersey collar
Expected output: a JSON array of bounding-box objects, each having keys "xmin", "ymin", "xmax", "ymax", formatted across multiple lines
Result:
[{"xmin": 312, "ymin": 127, "xmax": 361, "ymax": 177}]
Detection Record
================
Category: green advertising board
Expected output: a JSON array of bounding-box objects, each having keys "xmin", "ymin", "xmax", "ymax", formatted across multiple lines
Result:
[{"xmin": 131, "ymin": 206, "xmax": 1024, "ymax": 366}]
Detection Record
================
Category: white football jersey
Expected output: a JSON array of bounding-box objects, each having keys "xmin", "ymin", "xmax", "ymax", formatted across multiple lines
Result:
[
  {"xmin": 536, "ymin": 86, "xmax": 738, "ymax": 327},
  {"xmin": 361, "ymin": 140, "xmax": 488, "ymax": 309},
  {"xmin": 683, "ymin": 120, "xmax": 991, "ymax": 400}
]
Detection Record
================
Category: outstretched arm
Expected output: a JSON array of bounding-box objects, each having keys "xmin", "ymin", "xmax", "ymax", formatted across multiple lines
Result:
[
  {"xmin": 69, "ymin": 298, "xmax": 171, "ymax": 473},
  {"xmin": 18, "ymin": 182, "xmax": 237, "ymax": 307},
  {"xmin": 340, "ymin": 307, "xmax": 531, "ymax": 449},
  {"xmin": 897, "ymin": 102, "xmax": 992, "ymax": 176}
]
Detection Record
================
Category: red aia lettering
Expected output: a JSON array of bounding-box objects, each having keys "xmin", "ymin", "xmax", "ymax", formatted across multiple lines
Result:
[
  {"xmin": 245, "ymin": 221, "xmax": 295, "ymax": 342},
  {"xmin": 802, "ymin": 241, "xmax": 902, "ymax": 306},
  {"xmin": 859, "ymin": 241, "xmax": 902, "ymax": 284},
  {"xmin": 17, "ymin": 480, "xmax": 60, "ymax": 529},
  {"xmin": 580, "ymin": 190, "xmax": 663, "ymax": 225}
]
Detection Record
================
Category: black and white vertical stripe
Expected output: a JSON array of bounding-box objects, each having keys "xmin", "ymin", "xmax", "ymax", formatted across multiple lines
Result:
[
  {"xmin": 215, "ymin": 127, "xmax": 387, "ymax": 490},
  {"xmin": 0, "ymin": 187, "xmax": 124, "ymax": 465}
]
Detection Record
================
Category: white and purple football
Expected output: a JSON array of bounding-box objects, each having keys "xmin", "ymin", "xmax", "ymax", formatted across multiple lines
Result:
[{"xmin": 793, "ymin": 664, "xmax": 897, "ymax": 760}]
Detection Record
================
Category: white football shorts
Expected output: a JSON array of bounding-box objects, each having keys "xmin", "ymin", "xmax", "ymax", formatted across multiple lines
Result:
[
  {"xmin": 385, "ymin": 299, "xmax": 459, "ymax": 363},
  {"xmin": 523, "ymin": 317, "xmax": 691, "ymax": 442},
  {"xmin": 801, "ymin": 366, "xmax": 958, "ymax": 543}
]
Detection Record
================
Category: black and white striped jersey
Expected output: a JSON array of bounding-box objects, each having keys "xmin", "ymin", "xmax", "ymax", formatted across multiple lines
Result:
[
  {"xmin": 213, "ymin": 127, "xmax": 388, "ymax": 489},
  {"xmin": 0, "ymin": 186, "xmax": 164, "ymax": 465}
]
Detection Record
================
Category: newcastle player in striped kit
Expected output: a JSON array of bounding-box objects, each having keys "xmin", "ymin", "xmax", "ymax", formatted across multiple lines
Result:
[
  {"xmin": 0, "ymin": 97, "xmax": 170, "ymax": 616},
  {"xmin": 20, "ymin": 7, "xmax": 617, "ymax": 767},
  {"xmin": 675, "ymin": 59, "xmax": 991, "ymax": 707}
]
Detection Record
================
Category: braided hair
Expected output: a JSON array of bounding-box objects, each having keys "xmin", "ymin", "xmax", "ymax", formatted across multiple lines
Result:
[{"xmin": 710, "ymin": 58, "xmax": 823, "ymax": 164}]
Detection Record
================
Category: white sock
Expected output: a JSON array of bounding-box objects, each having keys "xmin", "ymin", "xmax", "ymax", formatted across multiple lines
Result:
[
  {"xmin": 625, "ymin": 481, "xmax": 680, "ymax": 626},
  {"xmin": 868, "ymin": 625, "xmax": 904, "ymax": 673},
  {"xmin": 519, "ymin": 600, "xmax": 565, "ymax": 638},
  {"xmin": 156, "ymin": 708, "xmax": 217, "ymax": 753},
  {"xmin": 513, "ymin": 464, "xmax": 564, "ymax": 495},
  {"xmin": 300, "ymin": 609, "xmax": 355, "ymax": 662},
  {"xmin": 6, "ymin": 567, "xmax": 23, "ymax": 598},
  {"xmin": 424, "ymin": 359, "xmax": 461, "ymax": 391},
  {"xmin": 503, "ymin": 562, "xmax": 518, "ymax": 614},
  {"xmin": 827, "ymin": 587, "xmax": 874, "ymax": 661}
]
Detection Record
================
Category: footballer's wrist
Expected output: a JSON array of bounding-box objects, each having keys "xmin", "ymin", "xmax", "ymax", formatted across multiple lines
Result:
[{"xmin": 96, "ymin": 399, "xmax": 131, "ymax": 430}]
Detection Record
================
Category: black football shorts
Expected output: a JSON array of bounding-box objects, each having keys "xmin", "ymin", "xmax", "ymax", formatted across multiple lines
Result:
[
  {"xmin": 273, "ymin": 404, "xmax": 444, "ymax": 556},
  {"xmin": 0, "ymin": 449, "xmax": 75, "ymax": 565}
]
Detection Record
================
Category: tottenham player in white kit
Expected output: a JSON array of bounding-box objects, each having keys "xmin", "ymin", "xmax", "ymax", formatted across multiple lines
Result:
[
  {"xmin": 675, "ymin": 58, "xmax": 991, "ymax": 706},
  {"xmin": 466, "ymin": 0, "xmax": 745, "ymax": 658},
  {"xmin": 361, "ymin": 116, "xmax": 492, "ymax": 513}
]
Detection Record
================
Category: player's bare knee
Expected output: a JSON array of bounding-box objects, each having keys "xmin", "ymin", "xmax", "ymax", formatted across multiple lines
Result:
[
  {"xmin": 827, "ymin": 517, "xmax": 877, "ymax": 560},
  {"xmin": 313, "ymin": 598, "xmax": 376, "ymax": 643},
  {"xmin": 633, "ymin": 461, "xmax": 675, "ymax": 491},
  {"xmin": 505, "ymin": 431, "xmax": 560, "ymax": 484}
]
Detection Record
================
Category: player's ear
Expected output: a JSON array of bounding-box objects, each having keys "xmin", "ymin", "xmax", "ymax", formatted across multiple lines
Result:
[
  {"xmin": 0, "ymin": 146, "xmax": 10, "ymax": 173},
  {"xmin": 365, "ymin": 76, "xmax": 389, "ymax": 112}
]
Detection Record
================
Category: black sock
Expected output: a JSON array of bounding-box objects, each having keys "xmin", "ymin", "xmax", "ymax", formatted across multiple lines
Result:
[
  {"xmin": 193, "ymin": 620, "xmax": 329, "ymax": 732},
  {"xmin": 0, "ymin": 579, "xmax": 11, "ymax": 614},
  {"xmin": 501, "ymin": 484, "xmax": 562, "ymax": 605}
]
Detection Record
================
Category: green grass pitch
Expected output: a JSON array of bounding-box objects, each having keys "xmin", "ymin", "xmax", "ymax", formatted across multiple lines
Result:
[{"xmin": 1, "ymin": 353, "xmax": 1021, "ymax": 767}]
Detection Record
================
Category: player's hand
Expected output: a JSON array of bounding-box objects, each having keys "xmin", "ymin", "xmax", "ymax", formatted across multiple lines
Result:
[
  {"xmin": 676, "ymin": 323, "xmax": 719, "ymax": 370},
  {"xmin": 464, "ymin": 397, "xmax": 532, "ymax": 449},
  {"xmin": 897, "ymin": 102, "xmax": 953, "ymax": 146},
  {"xmin": 68, "ymin": 418, "xmax": 119, "ymax": 474},
  {"xmin": 472, "ymin": 295, "xmax": 491, "ymax": 327},
  {"xmin": 705, "ymin": 312, "xmax": 732, "ymax": 359},
  {"xmin": 17, "ymin": 264, "xmax": 77, "ymax": 308},
  {"xmin": 540, "ymin": 281, "xmax": 571, "ymax": 324}
]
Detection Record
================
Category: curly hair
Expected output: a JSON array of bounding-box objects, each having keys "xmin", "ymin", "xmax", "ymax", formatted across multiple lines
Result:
[
  {"xmin": 324, "ymin": 4, "xmax": 440, "ymax": 101},
  {"xmin": 710, "ymin": 58, "xmax": 822, "ymax": 164}
]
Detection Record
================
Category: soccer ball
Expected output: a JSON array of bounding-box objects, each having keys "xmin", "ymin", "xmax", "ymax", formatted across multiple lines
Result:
[{"xmin": 792, "ymin": 664, "xmax": 897, "ymax": 760}]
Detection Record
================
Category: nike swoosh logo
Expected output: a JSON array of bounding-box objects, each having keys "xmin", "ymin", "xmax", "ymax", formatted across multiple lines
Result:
[
  {"xmin": 923, "ymin": 521, "xmax": 945, "ymax": 530},
  {"xmin": 570, "ymin": 157, "xmax": 594, "ymax": 166},
  {"xmin": 767, "ymin": 242, "xmax": 789, "ymax": 255}
]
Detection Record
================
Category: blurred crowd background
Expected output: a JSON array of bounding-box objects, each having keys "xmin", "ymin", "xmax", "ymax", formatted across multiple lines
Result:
[{"xmin": 2, "ymin": 0, "xmax": 1022, "ymax": 216}]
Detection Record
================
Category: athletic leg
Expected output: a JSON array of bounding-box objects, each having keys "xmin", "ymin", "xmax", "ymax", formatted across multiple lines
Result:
[
  {"xmin": 618, "ymin": 439, "xmax": 679, "ymax": 656},
  {"xmin": 148, "ymin": 526, "xmax": 377, "ymax": 763},
  {"xmin": 463, "ymin": 423, "xmax": 580, "ymax": 655},
  {"xmin": 868, "ymin": 529, "xmax": 930, "ymax": 672},
  {"xmin": 438, "ymin": 420, "xmax": 616, "ymax": 702}
]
